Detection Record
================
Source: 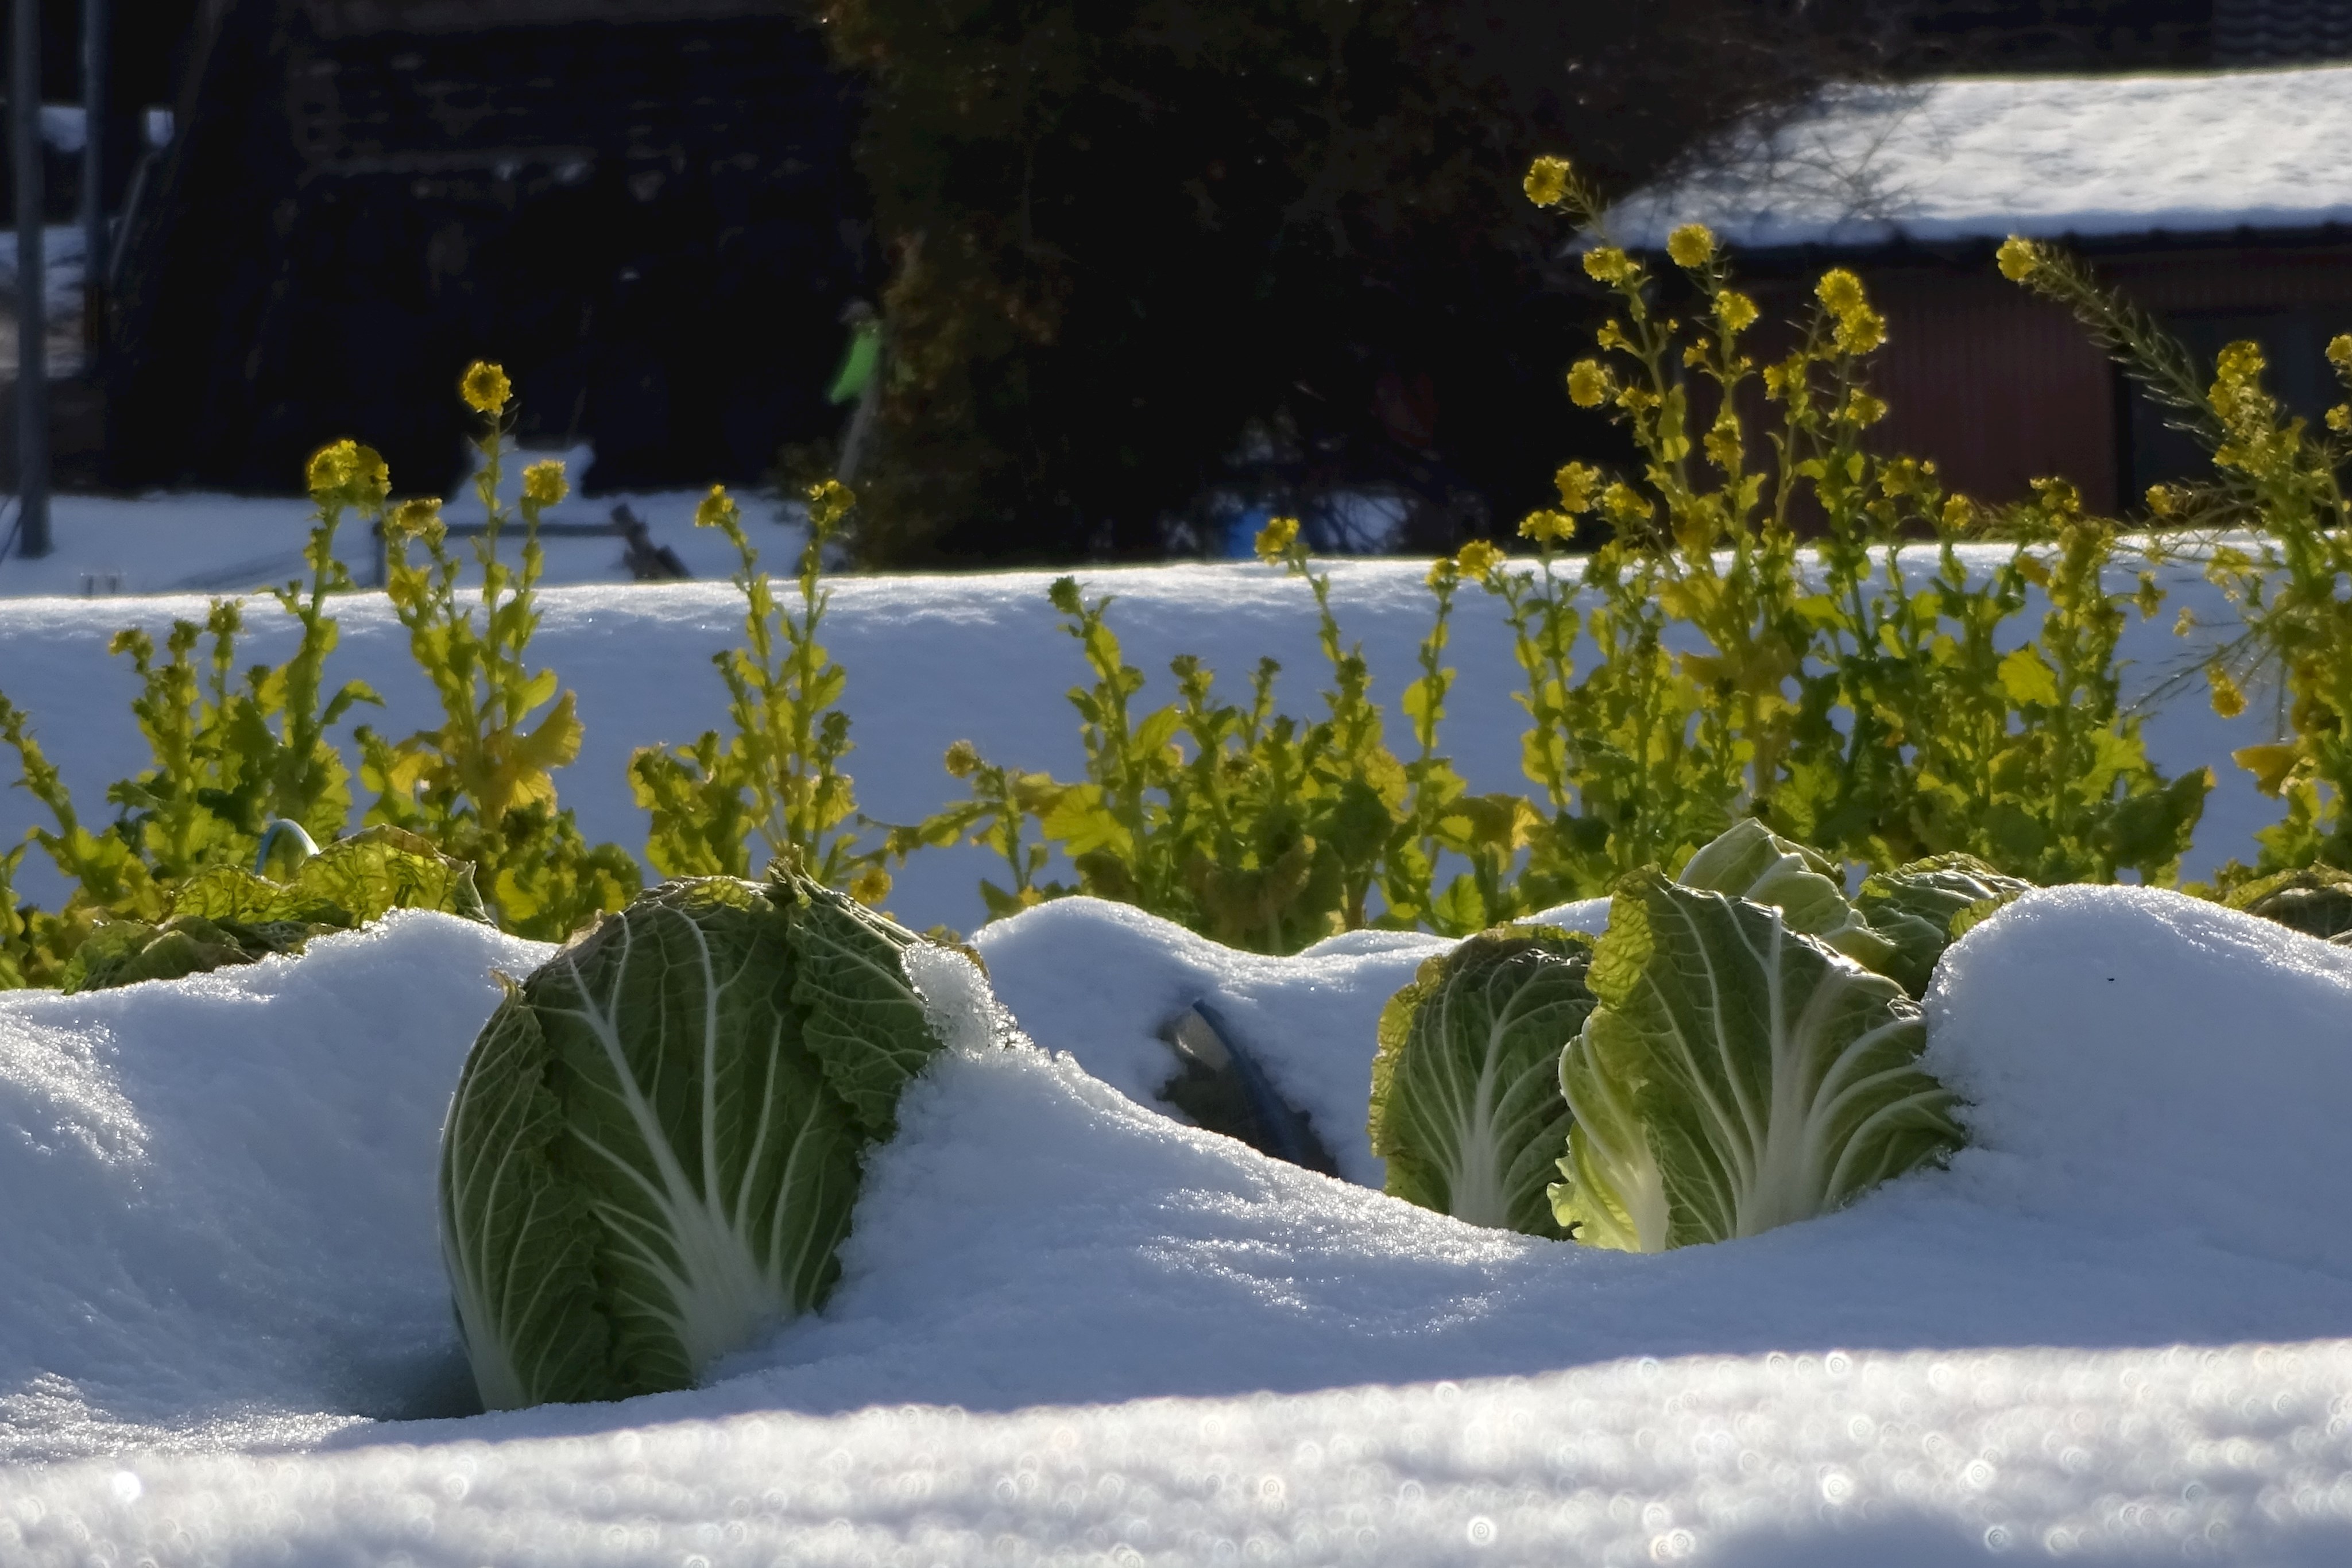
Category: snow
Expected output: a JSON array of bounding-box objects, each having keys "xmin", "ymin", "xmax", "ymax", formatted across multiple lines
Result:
[
  {"xmin": 1606, "ymin": 64, "xmax": 2352, "ymax": 252},
  {"xmin": 2, "ymin": 886, "xmax": 2352, "ymax": 1562}
]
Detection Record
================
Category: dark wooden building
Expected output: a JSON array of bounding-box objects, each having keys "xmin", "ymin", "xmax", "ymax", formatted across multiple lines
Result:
[
  {"xmin": 1608, "ymin": 61, "xmax": 2352, "ymax": 515},
  {"xmin": 100, "ymin": 0, "xmax": 866, "ymax": 496}
]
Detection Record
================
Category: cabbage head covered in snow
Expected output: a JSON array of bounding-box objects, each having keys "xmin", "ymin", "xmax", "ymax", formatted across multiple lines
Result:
[
  {"xmin": 439, "ymin": 867, "xmax": 969, "ymax": 1410},
  {"xmin": 1370, "ymin": 926, "xmax": 1596, "ymax": 1236},
  {"xmin": 1552, "ymin": 871, "xmax": 1963, "ymax": 1252}
]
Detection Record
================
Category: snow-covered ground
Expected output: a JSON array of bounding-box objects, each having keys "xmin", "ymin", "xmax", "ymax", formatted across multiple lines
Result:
[
  {"xmin": 1607, "ymin": 63, "xmax": 2352, "ymax": 251},
  {"xmin": 0, "ymin": 483, "xmax": 800, "ymax": 598},
  {"xmin": 3, "ymin": 536, "xmax": 2346, "ymax": 1564},
  {"xmin": 3, "ymin": 884, "xmax": 2352, "ymax": 1565}
]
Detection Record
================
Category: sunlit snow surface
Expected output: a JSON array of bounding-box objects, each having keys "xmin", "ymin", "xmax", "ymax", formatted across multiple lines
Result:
[
  {"xmin": 1607, "ymin": 63, "xmax": 2352, "ymax": 250},
  {"xmin": 3, "ymin": 889, "xmax": 2352, "ymax": 1563}
]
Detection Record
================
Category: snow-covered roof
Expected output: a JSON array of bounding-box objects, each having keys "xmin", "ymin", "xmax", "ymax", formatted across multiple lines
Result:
[{"xmin": 1606, "ymin": 64, "xmax": 2352, "ymax": 253}]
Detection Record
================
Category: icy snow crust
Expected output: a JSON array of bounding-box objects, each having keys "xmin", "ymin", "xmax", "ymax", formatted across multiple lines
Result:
[
  {"xmin": 4, "ymin": 889, "xmax": 2352, "ymax": 1562},
  {"xmin": 1607, "ymin": 64, "xmax": 2352, "ymax": 252}
]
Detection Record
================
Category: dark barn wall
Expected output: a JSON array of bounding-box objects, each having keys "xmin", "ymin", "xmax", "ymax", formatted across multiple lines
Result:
[
  {"xmin": 105, "ymin": 0, "xmax": 866, "ymax": 497},
  {"xmin": 1747, "ymin": 237, "xmax": 2352, "ymax": 517}
]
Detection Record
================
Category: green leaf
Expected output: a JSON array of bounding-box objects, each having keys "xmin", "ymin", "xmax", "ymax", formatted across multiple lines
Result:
[
  {"xmin": 2225, "ymin": 862, "xmax": 2352, "ymax": 942},
  {"xmin": 1674, "ymin": 818, "xmax": 1895, "ymax": 971},
  {"xmin": 58, "ymin": 915, "xmax": 295, "ymax": 993},
  {"xmin": 1552, "ymin": 872, "xmax": 1963, "ymax": 1251},
  {"xmin": 1997, "ymin": 646, "xmax": 2061, "ymax": 707},
  {"xmin": 1854, "ymin": 853, "xmax": 2035, "ymax": 997},
  {"xmin": 439, "ymin": 871, "xmax": 966, "ymax": 1410},
  {"xmin": 1370, "ymin": 925, "xmax": 1593, "ymax": 1236}
]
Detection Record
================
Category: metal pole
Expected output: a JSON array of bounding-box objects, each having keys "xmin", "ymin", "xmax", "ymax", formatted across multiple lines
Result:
[
  {"xmin": 14, "ymin": 0, "xmax": 48, "ymax": 557},
  {"xmin": 80, "ymin": 0, "xmax": 103, "ymax": 353}
]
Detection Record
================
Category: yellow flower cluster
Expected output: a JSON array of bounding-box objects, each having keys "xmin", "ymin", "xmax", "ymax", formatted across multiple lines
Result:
[
  {"xmin": 1583, "ymin": 246, "xmax": 1637, "ymax": 287},
  {"xmin": 1841, "ymin": 389, "xmax": 1887, "ymax": 427},
  {"xmin": 943, "ymin": 739, "xmax": 983, "ymax": 779},
  {"xmin": 1553, "ymin": 460, "xmax": 1601, "ymax": 513},
  {"xmin": 305, "ymin": 439, "xmax": 391, "ymax": 510},
  {"xmin": 1518, "ymin": 509, "xmax": 1576, "ymax": 546},
  {"xmin": 1665, "ymin": 224, "xmax": 1716, "ymax": 269},
  {"xmin": 1995, "ymin": 237, "xmax": 2041, "ymax": 283},
  {"xmin": 460, "ymin": 360, "xmax": 512, "ymax": 417},
  {"xmin": 521, "ymin": 459, "xmax": 568, "ymax": 510},
  {"xmin": 2145, "ymin": 483, "xmax": 2179, "ymax": 517},
  {"xmin": 694, "ymin": 484, "xmax": 738, "ymax": 531},
  {"xmin": 2331, "ymin": 334, "xmax": 2352, "ymax": 371},
  {"xmin": 1255, "ymin": 514, "xmax": 1301, "ymax": 563},
  {"xmin": 1715, "ymin": 289, "xmax": 1759, "ymax": 336},
  {"xmin": 849, "ymin": 866, "xmax": 893, "ymax": 907},
  {"xmin": 1566, "ymin": 359, "xmax": 1611, "ymax": 409},
  {"xmin": 807, "ymin": 479, "xmax": 857, "ymax": 532},
  {"xmin": 1603, "ymin": 481, "xmax": 1653, "ymax": 524},
  {"xmin": 2208, "ymin": 667, "xmax": 2247, "ymax": 720},
  {"xmin": 1816, "ymin": 269, "xmax": 1885, "ymax": 355},
  {"xmin": 385, "ymin": 497, "xmax": 444, "ymax": 547},
  {"xmin": 1455, "ymin": 539, "xmax": 1504, "ymax": 579},
  {"xmin": 1523, "ymin": 156, "xmax": 1572, "ymax": 208}
]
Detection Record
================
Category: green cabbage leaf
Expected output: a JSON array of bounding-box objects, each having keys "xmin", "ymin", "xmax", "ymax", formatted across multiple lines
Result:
[
  {"xmin": 438, "ymin": 868, "xmax": 963, "ymax": 1410},
  {"xmin": 1676, "ymin": 818, "xmax": 1895, "ymax": 972},
  {"xmin": 1854, "ymin": 852, "xmax": 2034, "ymax": 996},
  {"xmin": 61, "ymin": 826, "xmax": 486, "ymax": 992},
  {"xmin": 1369, "ymin": 925, "xmax": 1595, "ymax": 1236},
  {"xmin": 1552, "ymin": 872, "xmax": 1963, "ymax": 1252}
]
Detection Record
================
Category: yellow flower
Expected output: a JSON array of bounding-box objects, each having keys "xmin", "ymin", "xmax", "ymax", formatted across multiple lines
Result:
[
  {"xmin": 1841, "ymin": 389, "xmax": 1887, "ymax": 427},
  {"xmin": 1523, "ymin": 155, "xmax": 1572, "ymax": 208},
  {"xmin": 2330, "ymin": 334, "xmax": 2352, "ymax": 371},
  {"xmin": 1254, "ymin": 514, "xmax": 1301, "ymax": 563},
  {"xmin": 2208, "ymin": 667, "xmax": 2246, "ymax": 720},
  {"xmin": 2175, "ymin": 606, "xmax": 2196, "ymax": 636},
  {"xmin": 1519, "ymin": 509, "xmax": 1576, "ymax": 546},
  {"xmin": 305, "ymin": 439, "xmax": 389, "ymax": 508},
  {"xmin": 1553, "ymin": 460, "xmax": 1601, "ymax": 512},
  {"xmin": 385, "ymin": 497, "xmax": 443, "ymax": 545},
  {"xmin": 1456, "ymin": 539, "xmax": 1504, "ymax": 579},
  {"xmin": 849, "ymin": 866, "xmax": 893, "ymax": 907},
  {"xmin": 1665, "ymin": 223, "xmax": 1716, "ymax": 269},
  {"xmin": 1565, "ymin": 360, "xmax": 1610, "ymax": 408},
  {"xmin": 1940, "ymin": 494, "xmax": 1974, "ymax": 530},
  {"xmin": 806, "ymin": 479, "xmax": 856, "ymax": 531},
  {"xmin": 943, "ymin": 739, "xmax": 983, "ymax": 779},
  {"xmin": 521, "ymin": 459, "xmax": 568, "ymax": 509},
  {"xmin": 305, "ymin": 439, "xmax": 356, "ymax": 497},
  {"xmin": 1595, "ymin": 319, "xmax": 1630, "ymax": 353},
  {"xmin": 1602, "ymin": 481, "xmax": 1653, "ymax": 524},
  {"xmin": 1425, "ymin": 556, "xmax": 1459, "ymax": 591},
  {"xmin": 1995, "ymin": 237, "xmax": 2040, "ymax": 282},
  {"xmin": 1716, "ymin": 289, "xmax": 1758, "ymax": 335},
  {"xmin": 1582, "ymin": 246, "xmax": 1635, "ymax": 286},
  {"xmin": 2331, "ymin": 404, "xmax": 2352, "ymax": 434},
  {"xmin": 460, "ymin": 360, "xmax": 512, "ymax": 417},
  {"xmin": 1831, "ymin": 303, "xmax": 1885, "ymax": 356},
  {"xmin": 2145, "ymin": 483, "xmax": 2176, "ymax": 516},
  {"xmin": 2215, "ymin": 340, "xmax": 2265, "ymax": 385},
  {"xmin": 1815, "ymin": 269, "xmax": 1865, "ymax": 316},
  {"xmin": 694, "ymin": 484, "xmax": 737, "ymax": 530}
]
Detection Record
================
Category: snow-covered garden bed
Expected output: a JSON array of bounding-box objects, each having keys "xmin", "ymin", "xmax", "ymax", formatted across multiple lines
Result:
[
  {"xmin": 3, "ymin": 884, "xmax": 2352, "ymax": 1565},
  {"xmin": 3, "ymin": 556, "xmax": 2350, "ymax": 1566}
]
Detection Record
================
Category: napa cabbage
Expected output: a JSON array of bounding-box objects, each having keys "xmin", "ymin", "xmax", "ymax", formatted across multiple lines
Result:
[
  {"xmin": 1368, "ymin": 925, "xmax": 1595, "ymax": 1236},
  {"xmin": 438, "ymin": 866, "xmax": 979, "ymax": 1410},
  {"xmin": 1552, "ymin": 871, "xmax": 1963, "ymax": 1252}
]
